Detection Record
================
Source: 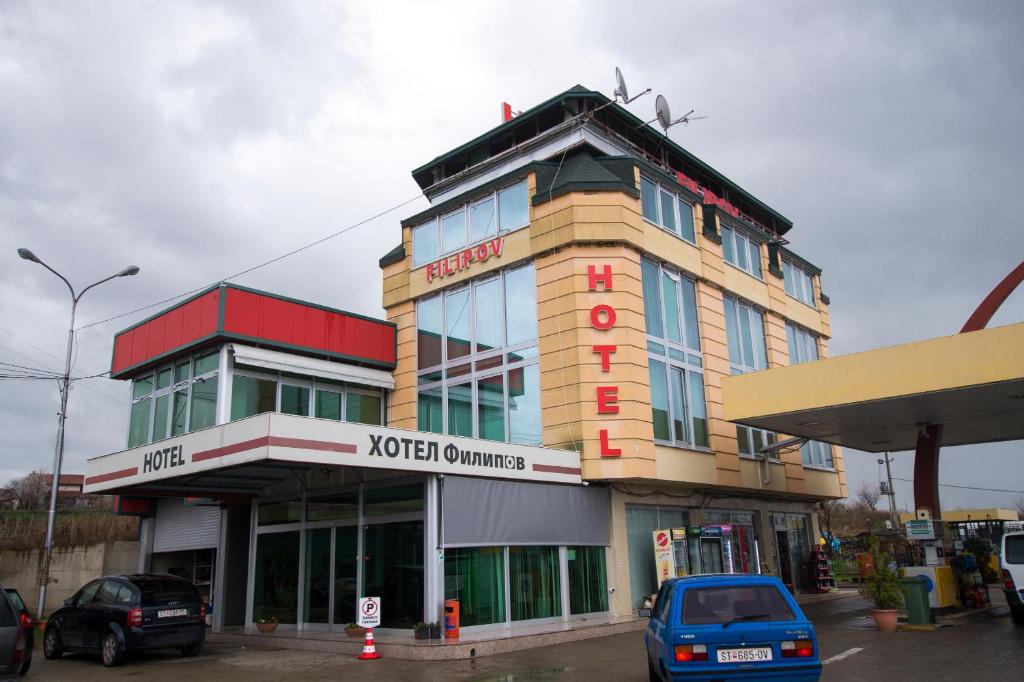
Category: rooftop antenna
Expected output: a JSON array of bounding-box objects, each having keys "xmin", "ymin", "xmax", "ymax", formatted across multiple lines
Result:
[{"xmin": 613, "ymin": 67, "xmax": 651, "ymax": 105}]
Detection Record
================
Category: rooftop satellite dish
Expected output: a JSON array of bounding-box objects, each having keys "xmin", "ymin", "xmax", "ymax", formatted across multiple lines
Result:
[
  {"xmin": 641, "ymin": 93, "xmax": 707, "ymax": 132},
  {"xmin": 613, "ymin": 67, "xmax": 651, "ymax": 105},
  {"xmin": 655, "ymin": 94, "xmax": 672, "ymax": 131}
]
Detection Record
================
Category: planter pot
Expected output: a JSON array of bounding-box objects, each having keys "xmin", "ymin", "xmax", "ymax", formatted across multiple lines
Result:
[
  {"xmin": 414, "ymin": 628, "xmax": 429, "ymax": 640},
  {"xmin": 872, "ymin": 609, "xmax": 899, "ymax": 633},
  {"xmin": 256, "ymin": 622, "xmax": 279, "ymax": 634},
  {"xmin": 345, "ymin": 627, "xmax": 366, "ymax": 638},
  {"xmin": 428, "ymin": 625, "xmax": 442, "ymax": 639}
]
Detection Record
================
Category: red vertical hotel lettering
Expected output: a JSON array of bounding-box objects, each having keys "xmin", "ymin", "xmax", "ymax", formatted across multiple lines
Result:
[{"xmin": 588, "ymin": 264, "xmax": 621, "ymax": 457}]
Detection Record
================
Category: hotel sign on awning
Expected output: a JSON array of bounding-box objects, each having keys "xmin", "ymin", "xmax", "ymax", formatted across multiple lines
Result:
[{"xmin": 84, "ymin": 412, "xmax": 583, "ymax": 494}]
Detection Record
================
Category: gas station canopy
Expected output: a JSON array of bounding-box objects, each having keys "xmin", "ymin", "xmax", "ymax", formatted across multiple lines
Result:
[{"xmin": 721, "ymin": 322, "xmax": 1024, "ymax": 453}]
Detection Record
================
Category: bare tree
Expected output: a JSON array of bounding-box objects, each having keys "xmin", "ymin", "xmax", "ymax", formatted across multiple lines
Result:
[
  {"xmin": 856, "ymin": 480, "xmax": 881, "ymax": 512},
  {"xmin": 816, "ymin": 500, "xmax": 844, "ymax": 555},
  {"xmin": 1, "ymin": 471, "xmax": 50, "ymax": 510}
]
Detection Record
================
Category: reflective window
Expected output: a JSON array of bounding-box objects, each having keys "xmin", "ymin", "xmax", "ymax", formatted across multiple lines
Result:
[
  {"xmin": 640, "ymin": 175, "xmax": 697, "ymax": 244},
  {"xmin": 416, "ymin": 263, "xmax": 540, "ymax": 444},
  {"xmin": 194, "ymin": 351, "xmax": 219, "ymax": 376},
  {"xmin": 642, "ymin": 259, "xmax": 707, "ymax": 448},
  {"xmin": 801, "ymin": 440, "xmax": 834, "ymax": 469},
  {"xmin": 152, "ymin": 394, "xmax": 170, "ymax": 441},
  {"xmin": 346, "ymin": 391, "xmax": 382, "ymax": 425},
  {"xmin": 413, "ymin": 220, "xmax": 439, "ymax": 268},
  {"xmin": 724, "ymin": 295, "xmax": 773, "ymax": 455},
  {"xmin": 470, "ymin": 196, "xmax": 497, "ymax": 243},
  {"xmin": 721, "ymin": 224, "xmax": 763, "ymax": 278},
  {"xmin": 413, "ymin": 180, "xmax": 529, "ymax": 269},
  {"xmin": 258, "ymin": 500, "xmax": 302, "ymax": 526},
  {"xmin": 315, "ymin": 389, "xmax": 342, "ymax": 420},
  {"xmin": 783, "ymin": 259, "xmax": 815, "ymax": 306},
  {"xmin": 306, "ymin": 491, "xmax": 358, "ymax": 522},
  {"xmin": 441, "ymin": 208, "xmax": 467, "ymax": 253},
  {"xmin": 189, "ymin": 378, "xmax": 217, "ymax": 431},
  {"xmin": 128, "ymin": 399, "xmax": 150, "ymax": 448},
  {"xmin": 786, "ymin": 323, "xmax": 819, "ymax": 365},
  {"xmin": 253, "ymin": 531, "xmax": 299, "ymax": 624},
  {"xmin": 364, "ymin": 484, "xmax": 424, "ymax": 517},
  {"xmin": 497, "ymin": 181, "xmax": 529, "ymax": 230}
]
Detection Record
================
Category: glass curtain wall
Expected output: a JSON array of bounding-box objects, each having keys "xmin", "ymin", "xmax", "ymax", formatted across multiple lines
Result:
[
  {"xmin": 509, "ymin": 546, "xmax": 561, "ymax": 621},
  {"xmin": 416, "ymin": 263, "xmax": 540, "ymax": 444},
  {"xmin": 444, "ymin": 547, "xmax": 506, "ymax": 626},
  {"xmin": 230, "ymin": 367, "xmax": 383, "ymax": 425}
]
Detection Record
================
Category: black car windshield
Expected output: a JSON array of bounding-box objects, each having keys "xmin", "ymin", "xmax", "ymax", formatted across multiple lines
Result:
[
  {"xmin": 1006, "ymin": 535, "xmax": 1024, "ymax": 565},
  {"xmin": 681, "ymin": 585, "xmax": 795, "ymax": 625},
  {"xmin": 137, "ymin": 579, "xmax": 199, "ymax": 606}
]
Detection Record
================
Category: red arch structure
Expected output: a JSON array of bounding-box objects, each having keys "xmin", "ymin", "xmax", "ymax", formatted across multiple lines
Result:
[{"xmin": 913, "ymin": 260, "xmax": 1024, "ymax": 516}]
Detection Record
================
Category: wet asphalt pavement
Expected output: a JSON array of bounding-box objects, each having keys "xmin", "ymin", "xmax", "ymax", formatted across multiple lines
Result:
[{"xmin": 27, "ymin": 592, "xmax": 1024, "ymax": 681}]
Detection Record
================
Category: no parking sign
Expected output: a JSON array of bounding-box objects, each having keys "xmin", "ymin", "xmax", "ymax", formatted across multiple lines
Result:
[{"xmin": 358, "ymin": 597, "xmax": 381, "ymax": 628}]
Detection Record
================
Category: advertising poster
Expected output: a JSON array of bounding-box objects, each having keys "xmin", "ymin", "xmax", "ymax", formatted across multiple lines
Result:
[{"xmin": 653, "ymin": 529, "xmax": 674, "ymax": 587}]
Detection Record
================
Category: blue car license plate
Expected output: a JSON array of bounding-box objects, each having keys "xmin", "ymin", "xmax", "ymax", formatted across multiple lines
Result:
[{"xmin": 717, "ymin": 647, "xmax": 773, "ymax": 663}]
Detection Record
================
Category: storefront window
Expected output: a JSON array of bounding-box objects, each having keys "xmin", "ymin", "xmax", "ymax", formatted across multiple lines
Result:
[
  {"xmin": 253, "ymin": 531, "xmax": 299, "ymax": 624},
  {"xmin": 304, "ymin": 528, "xmax": 331, "ymax": 624},
  {"xmin": 445, "ymin": 547, "xmax": 506, "ymax": 626},
  {"xmin": 626, "ymin": 505, "xmax": 689, "ymax": 609},
  {"xmin": 416, "ymin": 263, "xmax": 540, "ymax": 444},
  {"xmin": 306, "ymin": 491, "xmax": 358, "ymax": 522},
  {"xmin": 568, "ymin": 546, "xmax": 608, "ymax": 614},
  {"xmin": 258, "ymin": 499, "xmax": 302, "ymax": 526},
  {"xmin": 363, "ymin": 484, "xmax": 424, "ymax": 517},
  {"xmin": 363, "ymin": 521, "xmax": 424, "ymax": 628},
  {"xmin": 509, "ymin": 546, "xmax": 561, "ymax": 621}
]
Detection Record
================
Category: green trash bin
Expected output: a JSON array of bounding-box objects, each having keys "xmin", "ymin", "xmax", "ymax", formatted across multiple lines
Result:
[{"xmin": 900, "ymin": 576, "xmax": 932, "ymax": 625}]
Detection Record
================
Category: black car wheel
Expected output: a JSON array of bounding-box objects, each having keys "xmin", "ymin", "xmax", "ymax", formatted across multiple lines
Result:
[
  {"xmin": 101, "ymin": 632, "xmax": 124, "ymax": 667},
  {"xmin": 180, "ymin": 643, "xmax": 201, "ymax": 657},
  {"xmin": 42, "ymin": 627, "xmax": 62, "ymax": 660},
  {"xmin": 647, "ymin": 656, "xmax": 661, "ymax": 682},
  {"xmin": 18, "ymin": 652, "xmax": 31, "ymax": 676},
  {"xmin": 1011, "ymin": 605, "xmax": 1024, "ymax": 625}
]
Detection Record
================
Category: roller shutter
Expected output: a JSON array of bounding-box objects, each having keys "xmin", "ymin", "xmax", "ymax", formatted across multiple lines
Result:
[{"xmin": 153, "ymin": 498, "xmax": 221, "ymax": 553}]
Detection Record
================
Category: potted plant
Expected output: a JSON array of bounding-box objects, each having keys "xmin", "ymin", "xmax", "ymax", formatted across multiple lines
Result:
[
  {"xmin": 858, "ymin": 538, "xmax": 903, "ymax": 632},
  {"xmin": 412, "ymin": 622, "xmax": 429, "ymax": 640},
  {"xmin": 255, "ymin": 616, "xmax": 279, "ymax": 634},
  {"xmin": 344, "ymin": 622, "xmax": 366, "ymax": 638},
  {"xmin": 428, "ymin": 621, "xmax": 442, "ymax": 639}
]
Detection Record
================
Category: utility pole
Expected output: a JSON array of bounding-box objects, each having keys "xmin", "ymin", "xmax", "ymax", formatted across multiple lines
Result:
[{"xmin": 881, "ymin": 452, "xmax": 898, "ymax": 531}]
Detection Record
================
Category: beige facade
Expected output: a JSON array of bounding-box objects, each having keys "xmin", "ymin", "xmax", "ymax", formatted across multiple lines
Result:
[{"xmin": 383, "ymin": 168, "xmax": 843, "ymax": 499}]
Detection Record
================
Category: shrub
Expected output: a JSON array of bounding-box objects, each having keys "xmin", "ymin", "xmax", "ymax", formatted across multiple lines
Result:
[{"xmin": 858, "ymin": 537, "xmax": 903, "ymax": 610}]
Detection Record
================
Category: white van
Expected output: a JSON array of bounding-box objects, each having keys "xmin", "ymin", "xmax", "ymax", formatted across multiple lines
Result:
[{"xmin": 1000, "ymin": 531, "xmax": 1024, "ymax": 625}]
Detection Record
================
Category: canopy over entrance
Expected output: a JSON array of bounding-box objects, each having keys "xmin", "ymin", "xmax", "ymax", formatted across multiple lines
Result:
[{"xmin": 722, "ymin": 322, "xmax": 1024, "ymax": 453}]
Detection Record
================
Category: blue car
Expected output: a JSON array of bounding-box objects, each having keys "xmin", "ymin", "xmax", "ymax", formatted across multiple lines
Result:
[{"xmin": 641, "ymin": 574, "xmax": 821, "ymax": 681}]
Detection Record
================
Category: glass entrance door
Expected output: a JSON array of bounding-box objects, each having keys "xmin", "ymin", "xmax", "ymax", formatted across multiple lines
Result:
[
  {"xmin": 362, "ymin": 521, "xmax": 424, "ymax": 628},
  {"xmin": 700, "ymin": 538, "xmax": 724, "ymax": 573},
  {"xmin": 333, "ymin": 526, "xmax": 358, "ymax": 627}
]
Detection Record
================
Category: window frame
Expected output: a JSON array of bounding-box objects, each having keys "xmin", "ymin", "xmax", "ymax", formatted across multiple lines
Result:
[
  {"xmin": 785, "ymin": 322, "xmax": 820, "ymax": 365},
  {"xmin": 642, "ymin": 259, "xmax": 709, "ymax": 450},
  {"xmin": 415, "ymin": 263, "xmax": 540, "ymax": 444},
  {"xmin": 230, "ymin": 365, "xmax": 384, "ymax": 425},
  {"xmin": 412, "ymin": 179, "xmax": 529, "ymax": 268},
  {"xmin": 782, "ymin": 259, "xmax": 815, "ymax": 307},
  {"xmin": 128, "ymin": 350, "xmax": 219, "ymax": 448},
  {"xmin": 721, "ymin": 222, "xmax": 764, "ymax": 279},
  {"xmin": 722, "ymin": 295, "xmax": 775, "ymax": 458},
  {"xmin": 640, "ymin": 175, "xmax": 697, "ymax": 244},
  {"xmin": 801, "ymin": 440, "xmax": 835, "ymax": 470}
]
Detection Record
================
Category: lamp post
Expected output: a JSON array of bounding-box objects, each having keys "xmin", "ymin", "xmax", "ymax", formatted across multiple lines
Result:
[{"xmin": 17, "ymin": 248, "xmax": 139, "ymax": 618}]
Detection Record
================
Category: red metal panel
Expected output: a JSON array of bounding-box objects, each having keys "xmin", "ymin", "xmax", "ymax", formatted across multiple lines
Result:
[
  {"xmin": 110, "ymin": 289, "xmax": 220, "ymax": 377},
  {"xmin": 222, "ymin": 288, "xmax": 395, "ymax": 366}
]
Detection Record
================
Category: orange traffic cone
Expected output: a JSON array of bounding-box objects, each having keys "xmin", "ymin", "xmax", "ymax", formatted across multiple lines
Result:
[{"xmin": 357, "ymin": 627, "xmax": 381, "ymax": 660}]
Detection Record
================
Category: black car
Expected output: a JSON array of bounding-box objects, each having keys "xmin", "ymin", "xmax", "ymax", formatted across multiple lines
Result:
[
  {"xmin": 3, "ymin": 588, "xmax": 32, "ymax": 675},
  {"xmin": 43, "ymin": 574, "xmax": 204, "ymax": 667}
]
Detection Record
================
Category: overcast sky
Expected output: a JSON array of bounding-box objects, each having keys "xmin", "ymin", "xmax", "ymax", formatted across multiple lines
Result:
[{"xmin": 1, "ymin": 0, "xmax": 1022, "ymax": 512}]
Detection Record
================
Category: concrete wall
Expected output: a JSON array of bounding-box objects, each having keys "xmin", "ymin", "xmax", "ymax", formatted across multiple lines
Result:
[{"xmin": 0, "ymin": 541, "xmax": 139, "ymax": 615}]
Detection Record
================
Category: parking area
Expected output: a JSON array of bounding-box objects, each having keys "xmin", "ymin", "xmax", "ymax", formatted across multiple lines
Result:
[{"xmin": 28, "ymin": 595, "xmax": 1024, "ymax": 681}]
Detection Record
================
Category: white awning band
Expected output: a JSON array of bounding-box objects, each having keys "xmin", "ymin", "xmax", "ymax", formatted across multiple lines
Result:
[{"xmin": 230, "ymin": 343, "xmax": 395, "ymax": 389}]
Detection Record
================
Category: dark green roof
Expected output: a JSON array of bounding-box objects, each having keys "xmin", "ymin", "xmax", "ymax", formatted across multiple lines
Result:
[
  {"xmin": 378, "ymin": 243, "xmax": 405, "ymax": 268},
  {"xmin": 411, "ymin": 84, "xmax": 794, "ymax": 235},
  {"xmin": 532, "ymin": 149, "xmax": 638, "ymax": 206}
]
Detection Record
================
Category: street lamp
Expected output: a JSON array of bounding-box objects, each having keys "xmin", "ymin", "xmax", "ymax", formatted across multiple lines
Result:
[{"xmin": 17, "ymin": 248, "xmax": 139, "ymax": 618}]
